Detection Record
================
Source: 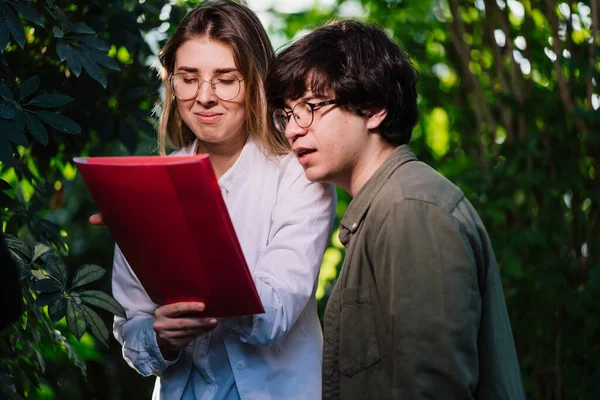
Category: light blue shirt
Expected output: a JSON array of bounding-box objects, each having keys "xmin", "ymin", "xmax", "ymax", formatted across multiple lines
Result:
[{"xmin": 112, "ymin": 139, "xmax": 336, "ymax": 399}]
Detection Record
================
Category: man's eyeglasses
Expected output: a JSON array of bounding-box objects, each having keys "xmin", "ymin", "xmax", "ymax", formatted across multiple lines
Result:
[
  {"xmin": 170, "ymin": 73, "xmax": 244, "ymax": 101},
  {"xmin": 273, "ymin": 100, "xmax": 338, "ymax": 133}
]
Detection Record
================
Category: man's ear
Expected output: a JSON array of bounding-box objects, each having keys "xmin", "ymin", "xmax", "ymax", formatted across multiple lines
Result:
[{"xmin": 366, "ymin": 108, "xmax": 387, "ymax": 130}]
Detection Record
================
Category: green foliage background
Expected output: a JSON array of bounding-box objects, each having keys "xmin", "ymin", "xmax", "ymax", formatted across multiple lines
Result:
[{"xmin": 0, "ymin": 0, "xmax": 598, "ymax": 399}]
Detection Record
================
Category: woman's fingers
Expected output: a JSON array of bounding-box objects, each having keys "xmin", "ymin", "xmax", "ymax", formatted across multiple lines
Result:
[{"xmin": 88, "ymin": 213, "xmax": 105, "ymax": 225}]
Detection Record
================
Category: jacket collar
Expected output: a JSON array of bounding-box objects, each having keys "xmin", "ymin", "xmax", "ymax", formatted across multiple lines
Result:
[{"xmin": 339, "ymin": 144, "xmax": 417, "ymax": 247}]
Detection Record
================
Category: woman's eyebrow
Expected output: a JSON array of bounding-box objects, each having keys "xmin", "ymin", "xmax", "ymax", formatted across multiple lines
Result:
[{"xmin": 175, "ymin": 66, "xmax": 239, "ymax": 74}]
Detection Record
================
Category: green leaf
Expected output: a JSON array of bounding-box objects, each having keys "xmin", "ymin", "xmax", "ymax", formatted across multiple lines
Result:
[
  {"xmin": 29, "ymin": 94, "xmax": 73, "ymax": 108},
  {"xmin": 33, "ymin": 110, "xmax": 81, "ymax": 134},
  {"xmin": 0, "ymin": 3, "xmax": 25, "ymax": 48},
  {"xmin": 80, "ymin": 304, "xmax": 109, "ymax": 347},
  {"xmin": 48, "ymin": 296, "xmax": 68, "ymax": 323},
  {"xmin": 79, "ymin": 290, "xmax": 126, "ymax": 318},
  {"xmin": 12, "ymin": 2, "xmax": 43, "ymax": 27},
  {"xmin": 43, "ymin": 254, "xmax": 68, "ymax": 285},
  {"xmin": 71, "ymin": 264, "xmax": 105, "ymax": 289},
  {"xmin": 35, "ymin": 292, "xmax": 62, "ymax": 308},
  {"xmin": 66, "ymin": 300, "xmax": 86, "ymax": 340},
  {"xmin": 4, "ymin": 234, "xmax": 30, "ymax": 260},
  {"xmin": 90, "ymin": 50, "xmax": 120, "ymax": 71},
  {"xmin": 31, "ymin": 242, "xmax": 52, "ymax": 263},
  {"xmin": 0, "ymin": 15, "xmax": 9, "ymax": 53},
  {"xmin": 8, "ymin": 248, "xmax": 30, "ymax": 279},
  {"xmin": 78, "ymin": 48, "xmax": 107, "ymax": 88},
  {"xmin": 75, "ymin": 34, "xmax": 109, "ymax": 51},
  {"xmin": 24, "ymin": 112, "xmax": 48, "ymax": 144},
  {"xmin": 66, "ymin": 48, "xmax": 83, "ymax": 77},
  {"xmin": 52, "ymin": 26, "xmax": 64, "ymax": 38},
  {"xmin": 0, "ymin": 118, "xmax": 28, "ymax": 146},
  {"xmin": 20, "ymin": 76, "xmax": 40, "ymax": 100},
  {"xmin": 0, "ymin": 80, "xmax": 13, "ymax": 100},
  {"xmin": 33, "ymin": 278, "xmax": 63, "ymax": 293},
  {"xmin": 55, "ymin": 39, "xmax": 70, "ymax": 62},
  {"xmin": 0, "ymin": 100, "xmax": 16, "ymax": 119},
  {"xmin": 70, "ymin": 22, "xmax": 95, "ymax": 34}
]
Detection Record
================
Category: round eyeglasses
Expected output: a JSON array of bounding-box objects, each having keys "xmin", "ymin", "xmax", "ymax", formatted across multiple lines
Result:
[
  {"xmin": 170, "ymin": 73, "xmax": 244, "ymax": 101},
  {"xmin": 272, "ymin": 100, "xmax": 338, "ymax": 133}
]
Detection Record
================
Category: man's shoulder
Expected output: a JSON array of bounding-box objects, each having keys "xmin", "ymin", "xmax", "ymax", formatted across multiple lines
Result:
[{"xmin": 374, "ymin": 160, "xmax": 465, "ymax": 214}]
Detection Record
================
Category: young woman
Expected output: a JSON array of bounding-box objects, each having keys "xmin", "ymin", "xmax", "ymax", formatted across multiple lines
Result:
[{"xmin": 110, "ymin": 1, "xmax": 335, "ymax": 398}]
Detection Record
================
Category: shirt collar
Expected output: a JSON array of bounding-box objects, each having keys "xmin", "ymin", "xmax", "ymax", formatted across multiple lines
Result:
[
  {"xmin": 338, "ymin": 144, "xmax": 417, "ymax": 247},
  {"xmin": 190, "ymin": 137, "xmax": 260, "ymax": 194}
]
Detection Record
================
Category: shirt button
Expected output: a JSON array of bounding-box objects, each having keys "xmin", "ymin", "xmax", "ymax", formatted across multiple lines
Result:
[
  {"xmin": 237, "ymin": 361, "xmax": 245, "ymax": 370},
  {"xmin": 351, "ymin": 222, "xmax": 358, "ymax": 230}
]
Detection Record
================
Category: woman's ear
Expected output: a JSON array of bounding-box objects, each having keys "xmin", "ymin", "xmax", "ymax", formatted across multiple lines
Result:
[{"xmin": 366, "ymin": 108, "xmax": 387, "ymax": 130}]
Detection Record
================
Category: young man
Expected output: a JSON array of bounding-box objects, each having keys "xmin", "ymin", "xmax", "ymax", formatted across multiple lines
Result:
[{"xmin": 266, "ymin": 20, "xmax": 525, "ymax": 400}]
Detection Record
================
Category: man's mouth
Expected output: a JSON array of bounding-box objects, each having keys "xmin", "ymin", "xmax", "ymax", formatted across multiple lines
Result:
[{"xmin": 295, "ymin": 148, "xmax": 316, "ymax": 158}]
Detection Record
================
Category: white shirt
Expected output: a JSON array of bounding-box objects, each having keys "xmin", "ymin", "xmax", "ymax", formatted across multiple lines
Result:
[{"xmin": 112, "ymin": 138, "xmax": 336, "ymax": 399}]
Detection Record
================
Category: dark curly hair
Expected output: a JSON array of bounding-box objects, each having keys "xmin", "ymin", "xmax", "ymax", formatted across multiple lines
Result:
[{"xmin": 266, "ymin": 20, "xmax": 419, "ymax": 147}]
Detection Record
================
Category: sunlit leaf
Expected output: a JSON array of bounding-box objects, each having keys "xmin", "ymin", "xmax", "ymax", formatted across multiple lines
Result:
[
  {"xmin": 31, "ymin": 242, "xmax": 52, "ymax": 263},
  {"xmin": 78, "ymin": 290, "xmax": 126, "ymax": 318},
  {"xmin": 33, "ymin": 278, "xmax": 63, "ymax": 293},
  {"xmin": 29, "ymin": 94, "xmax": 73, "ymax": 108},
  {"xmin": 0, "ymin": 178, "xmax": 11, "ymax": 191},
  {"xmin": 66, "ymin": 300, "xmax": 86, "ymax": 340},
  {"xmin": 24, "ymin": 112, "xmax": 48, "ymax": 144},
  {"xmin": 48, "ymin": 296, "xmax": 68, "ymax": 323},
  {"xmin": 71, "ymin": 264, "xmax": 105, "ymax": 289},
  {"xmin": 33, "ymin": 110, "xmax": 81, "ymax": 134},
  {"xmin": 80, "ymin": 304, "xmax": 109, "ymax": 347},
  {"xmin": 20, "ymin": 76, "xmax": 40, "ymax": 100}
]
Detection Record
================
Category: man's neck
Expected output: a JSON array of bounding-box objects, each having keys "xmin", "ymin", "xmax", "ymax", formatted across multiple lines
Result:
[{"xmin": 345, "ymin": 138, "xmax": 396, "ymax": 197}]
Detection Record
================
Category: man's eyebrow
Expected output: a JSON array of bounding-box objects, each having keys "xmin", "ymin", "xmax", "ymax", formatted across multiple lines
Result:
[{"xmin": 284, "ymin": 95, "xmax": 317, "ymax": 109}]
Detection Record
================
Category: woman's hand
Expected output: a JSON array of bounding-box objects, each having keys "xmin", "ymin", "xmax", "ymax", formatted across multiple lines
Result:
[{"xmin": 153, "ymin": 302, "xmax": 218, "ymax": 361}]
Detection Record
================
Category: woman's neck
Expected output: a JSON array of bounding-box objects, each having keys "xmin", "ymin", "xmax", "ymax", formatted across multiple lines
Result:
[{"xmin": 196, "ymin": 134, "xmax": 248, "ymax": 179}]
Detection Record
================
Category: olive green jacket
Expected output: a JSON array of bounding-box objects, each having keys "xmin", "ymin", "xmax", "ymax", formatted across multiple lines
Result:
[{"xmin": 322, "ymin": 145, "xmax": 525, "ymax": 400}]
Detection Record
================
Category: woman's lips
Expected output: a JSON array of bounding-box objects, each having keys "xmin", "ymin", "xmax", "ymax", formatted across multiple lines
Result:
[{"xmin": 194, "ymin": 112, "xmax": 223, "ymax": 123}]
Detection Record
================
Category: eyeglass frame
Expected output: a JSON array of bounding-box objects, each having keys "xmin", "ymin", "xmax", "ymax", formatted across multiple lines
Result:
[
  {"xmin": 272, "ymin": 99, "xmax": 339, "ymax": 133},
  {"xmin": 169, "ymin": 72, "xmax": 245, "ymax": 101}
]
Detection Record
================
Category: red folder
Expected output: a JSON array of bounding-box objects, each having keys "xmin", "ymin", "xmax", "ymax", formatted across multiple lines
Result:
[{"xmin": 74, "ymin": 155, "xmax": 264, "ymax": 317}]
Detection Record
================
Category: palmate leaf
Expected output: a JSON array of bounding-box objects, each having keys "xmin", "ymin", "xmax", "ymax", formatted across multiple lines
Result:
[
  {"xmin": 78, "ymin": 290, "xmax": 126, "ymax": 318},
  {"xmin": 33, "ymin": 278, "xmax": 62, "ymax": 293},
  {"xmin": 11, "ymin": 1, "xmax": 43, "ymax": 27},
  {"xmin": 71, "ymin": 264, "xmax": 105, "ymax": 289},
  {"xmin": 35, "ymin": 292, "xmax": 62, "ymax": 308},
  {"xmin": 48, "ymin": 296, "xmax": 68, "ymax": 323},
  {"xmin": 66, "ymin": 300, "xmax": 86, "ymax": 340},
  {"xmin": 33, "ymin": 110, "xmax": 80, "ymax": 134},
  {"xmin": 52, "ymin": 26, "xmax": 64, "ymax": 38},
  {"xmin": 24, "ymin": 111, "xmax": 48, "ymax": 144},
  {"xmin": 75, "ymin": 34, "xmax": 109, "ymax": 51},
  {"xmin": 80, "ymin": 304, "xmax": 109, "ymax": 347},
  {"xmin": 0, "ymin": 118, "xmax": 28, "ymax": 146},
  {"xmin": 4, "ymin": 234, "xmax": 30, "ymax": 260},
  {"xmin": 43, "ymin": 254, "xmax": 68, "ymax": 285},
  {"xmin": 20, "ymin": 76, "xmax": 40, "ymax": 100},
  {"xmin": 78, "ymin": 47, "xmax": 107, "ymax": 88},
  {"xmin": 31, "ymin": 242, "xmax": 52, "ymax": 263},
  {"xmin": 29, "ymin": 94, "xmax": 73, "ymax": 108},
  {"xmin": 90, "ymin": 50, "xmax": 120, "ymax": 71},
  {"xmin": 0, "ymin": 15, "xmax": 9, "ymax": 52},
  {"xmin": 0, "ymin": 100, "xmax": 16, "ymax": 119},
  {"xmin": 70, "ymin": 22, "xmax": 95, "ymax": 34},
  {"xmin": 0, "ymin": 3, "xmax": 25, "ymax": 48},
  {"xmin": 55, "ymin": 39, "xmax": 70, "ymax": 62}
]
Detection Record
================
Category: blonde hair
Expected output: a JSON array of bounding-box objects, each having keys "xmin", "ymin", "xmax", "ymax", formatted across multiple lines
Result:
[{"xmin": 157, "ymin": 0, "xmax": 289, "ymax": 155}]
